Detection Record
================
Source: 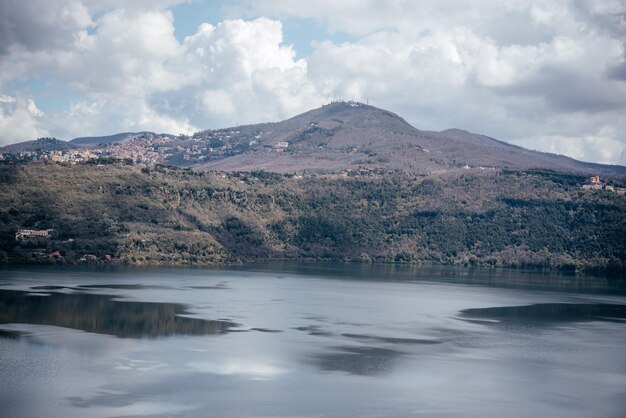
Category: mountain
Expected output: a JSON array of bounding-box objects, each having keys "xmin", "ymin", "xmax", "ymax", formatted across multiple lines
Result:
[
  {"xmin": 0, "ymin": 137, "xmax": 78, "ymax": 154},
  {"xmin": 1, "ymin": 101, "xmax": 624, "ymax": 178},
  {"xmin": 2, "ymin": 102, "xmax": 624, "ymax": 273},
  {"xmin": 194, "ymin": 101, "xmax": 626, "ymax": 178}
]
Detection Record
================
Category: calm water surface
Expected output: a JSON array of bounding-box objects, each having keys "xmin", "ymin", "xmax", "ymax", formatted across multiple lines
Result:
[{"xmin": 0, "ymin": 264, "xmax": 625, "ymax": 417}]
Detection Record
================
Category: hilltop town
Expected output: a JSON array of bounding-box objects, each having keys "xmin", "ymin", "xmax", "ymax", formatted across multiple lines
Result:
[
  {"xmin": 0, "ymin": 131, "xmax": 247, "ymax": 166},
  {"xmin": 0, "ymin": 126, "xmax": 312, "ymax": 169},
  {"xmin": 2, "ymin": 102, "xmax": 626, "ymax": 181}
]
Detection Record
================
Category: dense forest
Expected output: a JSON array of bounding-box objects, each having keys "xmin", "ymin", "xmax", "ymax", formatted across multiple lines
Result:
[{"xmin": 0, "ymin": 163, "xmax": 624, "ymax": 276}]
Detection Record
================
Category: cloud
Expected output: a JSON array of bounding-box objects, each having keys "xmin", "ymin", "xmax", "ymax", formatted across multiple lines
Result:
[
  {"xmin": 180, "ymin": 18, "xmax": 324, "ymax": 126},
  {"xmin": 238, "ymin": 0, "xmax": 626, "ymax": 40},
  {"xmin": 0, "ymin": 0, "xmax": 625, "ymax": 165},
  {"xmin": 45, "ymin": 98, "xmax": 197, "ymax": 139},
  {"xmin": 58, "ymin": 8, "xmax": 185, "ymax": 97},
  {"xmin": 0, "ymin": 3, "xmax": 197, "ymax": 141},
  {"xmin": 0, "ymin": 0, "xmax": 92, "ymax": 55},
  {"xmin": 0, "ymin": 95, "xmax": 48, "ymax": 145},
  {"xmin": 2, "ymin": 8, "xmax": 325, "ymax": 139},
  {"xmin": 512, "ymin": 127, "xmax": 626, "ymax": 165},
  {"xmin": 279, "ymin": 0, "xmax": 626, "ymax": 163}
]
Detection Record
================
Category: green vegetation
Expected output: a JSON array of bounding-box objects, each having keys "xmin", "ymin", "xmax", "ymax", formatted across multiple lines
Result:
[{"xmin": 0, "ymin": 164, "xmax": 624, "ymax": 276}]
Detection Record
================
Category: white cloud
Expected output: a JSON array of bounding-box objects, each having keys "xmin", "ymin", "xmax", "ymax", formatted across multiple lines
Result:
[
  {"xmin": 1, "ymin": 7, "xmax": 326, "ymax": 139},
  {"xmin": 46, "ymin": 98, "xmax": 197, "ymax": 138},
  {"xmin": 0, "ymin": 95, "xmax": 16, "ymax": 104},
  {"xmin": 0, "ymin": 96, "xmax": 48, "ymax": 145},
  {"xmin": 185, "ymin": 19, "xmax": 300, "ymax": 76},
  {"xmin": 512, "ymin": 126, "xmax": 626, "ymax": 165},
  {"xmin": 0, "ymin": 0, "xmax": 625, "ymax": 165},
  {"xmin": 0, "ymin": 17, "xmax": 192, "ymax": 142},
  {"xmin": 181, "ymin": 18, "xmax": 324, "ymax": 126}
]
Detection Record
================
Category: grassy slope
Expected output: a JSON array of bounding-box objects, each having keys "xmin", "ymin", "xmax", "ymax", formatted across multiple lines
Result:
[{"xmin": 0, "ymin": 163, "xmax": 624, "ymax": 275}]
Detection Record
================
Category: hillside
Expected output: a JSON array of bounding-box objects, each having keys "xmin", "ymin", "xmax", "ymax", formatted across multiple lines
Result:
[
  {"xmin": 70, "ymin": 132, "xmax": 151, "ymax": 146},
  {"xmin": 0, "ymin": 163, "xmax": 624, "ymax": 275},
  {"xmin": 195, "ymin": 102, "xmax": 626, "ymax": 178},
  {"xmin": 2, "ymin": 102, "xmax": 625, "ymax": 178},
  {"xmin": 0, "ymin": 137, "xmax": 78, "ymax": 154}
]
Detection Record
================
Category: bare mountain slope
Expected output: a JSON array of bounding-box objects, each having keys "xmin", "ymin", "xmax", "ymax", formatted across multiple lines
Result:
[
  {"xmin": 198, "ymin": 101, "xmax": 625, "ymax": 177},
  {"xmin": 2, "ymin": 101, "xmax": 624, "ymax": 178}
]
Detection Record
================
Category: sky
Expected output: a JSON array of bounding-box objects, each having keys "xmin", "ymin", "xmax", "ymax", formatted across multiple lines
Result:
[{"xmin": 0, "ymin": 0, "xmax": 625, "ymax": 165}]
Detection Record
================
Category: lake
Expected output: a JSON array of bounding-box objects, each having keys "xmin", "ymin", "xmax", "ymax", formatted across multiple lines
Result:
[{"xmin": 1, "ymin": 263, "xmax": 625, "ymax": 417}]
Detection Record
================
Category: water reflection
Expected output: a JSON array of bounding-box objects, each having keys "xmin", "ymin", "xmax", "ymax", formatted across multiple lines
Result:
[
  {"xmin": 0, "ymin": 328, "xmax": 22, "ymax": 339},
  {"xmin": 29, "ymin": 284, "xmax": 168, "ymax": 291},
  {"xmin": 313, "ymin": 346, "xmax": 404, "ymax": 376},
  {"xmin": 243, "ymin": 261, "xmax": 626, "ymax": 293},
  {"xmin": 341, "ymin": 333, "xmax": 441, "ymax": 345},
  {"xmin": 188, "ymin": 282, "xmax": 230, "ymax": 290},
  {"xmin": 0, "ymin": 289, "xmax": 238, "ymax": 338},
  {"xmin": 76, "ymin": 284, "xmax": 169, "ymax": 290},
  {"xmin": 461, "ymin": 303, "xmax": 626, "ymax": 326},
  {"xmin": 294, "ymin": 325, "xmax": 333, "ymax": 336},
  {"xmin": 304, "ymin": 331, "xmax": 441, "ymax": 376},
  {"xmin": 1, "ymin": 265, "xmax": 626, "ymax": 418}
]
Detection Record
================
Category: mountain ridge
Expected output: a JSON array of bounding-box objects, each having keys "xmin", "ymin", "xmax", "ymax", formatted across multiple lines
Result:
[
  {"xmin": 194, "ymin": 102, "xmax": 626, "ymax": 177},
  {"xmin": 1, "ymin": 102, "xmax": 624, "ymax": 178},
  {"xmin": 70, "ymin": 132, "xmax": 154, "ymax": 146},
  {"xmin": 0, "ymin": 137, "xmax": 79, "ymax": 154}
]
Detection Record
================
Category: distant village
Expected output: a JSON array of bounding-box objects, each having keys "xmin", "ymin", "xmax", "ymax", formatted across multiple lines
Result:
[
  {"xmin": 0, "ymin": 129, "xmax": 298, "ymax": 168},
  {"xmin": 0, "ymin": 148, "xmax": 99, "ymax": 164},
  {"xmin": 1, "ymin": 128, "xmax": 625, "ymax": 191},
  {"xmin": 581, "ymin": 175, "xmax": 626, "ymax": 195}
]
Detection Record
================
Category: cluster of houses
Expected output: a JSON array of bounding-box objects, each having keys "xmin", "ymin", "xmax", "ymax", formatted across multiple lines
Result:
[
  {"xmin": 581, "ymin": 176, "xmax": 626, "ymax": 195},
  {"xmin": 274, "ymin": 141, "xmax": 289, "ymax": 152},
  {"xmin": 0, "ymin": 149, "xmax": 97, "ymax": 164},
  {"xmin": 91, "ymin": 134, "xmax": 169, "ymax": 165},
  {"xmin": 46, "ymin": 149, "xmax": 97, "ymax": 163},
  {"xmin": 15, "ymin": 229, "xmax": 53, "ymax": 240},
  {"xmin": 14, "ymin": 228, "xmax": 121, "ymax": 264}
]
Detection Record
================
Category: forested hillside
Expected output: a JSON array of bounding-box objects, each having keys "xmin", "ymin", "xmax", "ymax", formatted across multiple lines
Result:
[{"xmin": 0, "ymin": 163, "xmax": 624, "ymax": 275}]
